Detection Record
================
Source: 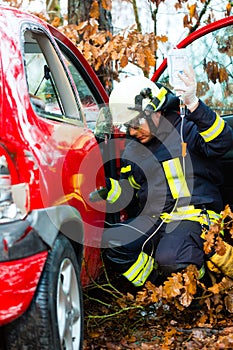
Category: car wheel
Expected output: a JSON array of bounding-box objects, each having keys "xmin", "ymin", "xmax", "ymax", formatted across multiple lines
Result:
[{"xmin": 3, "ymin": 233, "xmax": 83, "ymax": 350}]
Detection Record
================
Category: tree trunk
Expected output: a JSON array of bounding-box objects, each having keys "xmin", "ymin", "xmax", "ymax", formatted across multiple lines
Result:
[{"xmin": 68, "ymin": 0, "xmax": 113, "ymax": 94}]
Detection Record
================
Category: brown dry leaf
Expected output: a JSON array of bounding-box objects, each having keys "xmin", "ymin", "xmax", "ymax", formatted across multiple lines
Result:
[
  {"xmin": 83, "ymin": 42, "xmax": 93, "ymax": 60},
  {"xmin": 135, "ymin": 52, "xmax": 145, "ymax": 68},
  {"xmin": 209, "ymin": 276, "xmax": 233, "ymax": 295},
  {"xmin": 92, "ymin": 45, "xmax": 101, "ymax": 60},
  {"xmin": 90, "ymin": 0, "xmax": 99, "ymax": 19},
  {"xmin": 221, "ymin": 204, "xmax": 233, "ymax": 219},
  {"xmin": 174, "ymin": 298, "xmax": 185, "ymax": 311},
  {"xmin": 215, "ymin": 303, "xmax": 223, "ymax": 313},
  {"xmin": 82, "ymin": 20, "xmax": 99, "ymax": 40},
  {"xmin": 89, "ymin": 331, "xmax": 103, "ymax": 339},
  {"xmin": 102, "ymin": 0, "xmax": 112, "ymax": 11},
  {"xmin": 116, "ymin": 298, "xmax": 127, "ymax": 309},
  {"xmin": 197, "ymin": 81, "xmax": 210, "ymax": 97},
  {"xmin": 76, "ymin": 20, "xmax": 89, "ymax": 32},
  {"xmin": 188, "ymin": 4, "xmax": 197, "ymax": 19},
  {"xmin": 183, "ymin": 14, "xmax": 192, "ymax": 29},
  {"xmin": 144, "ymin": 47, "xmax": 156, "ymax": 66},
  {"xmin": 203, "ymin": 230, "xmax": 215, "ymax": 254},
  {"xmin": 215, "ymin": 237, "xmax": 226, "ymax": 256},
  {"xmin": 219, "ymin": 67, "xmax": 229, "ymax": 83},
  {"xmin": 94, "ymin": 57, "xmax": 103, "ymax": 71},
  {"xmin": 221, "ymin": 326, "xmax": 233, "ymax": 335},
  {"xmin": 159, "ymin": 35, "xmax": 168, "ymax": 43},
  {"xmin": 179, "ymin": 289, "xmax": 194, "ymax": 307},
  {"xmin": 183, "ymin": 269, "xmax": 197, "ymax": 295},
  {"xmin": 126, "ymin": 292, "xmax": 135, "ymax": 301},
  {"xmin": 126, "ymin": 335, "xmax": 137, "ymax": 343},
  {"xmin": 197, "ymin": 313, "xmax": 208, "ymax": 327},
  {"xmin": 226, "ymin": 2, "xmax": 232, "ymax": 16},
  {"xmin": 120, "ymin": 54, "xmax": 128, "ymax": 68},
  {"xmin": 59, "ymin": 25, "xmax": 79, "ymax": 44},
  {"xmin": 230, "ymin": 226, "xmax": 233, "ymax": 238},
  {"xmin": 163, "ymin": 273, "xmax": 183, "ymax": 298},
  {"xmin": 163, "ymin": 327, "xmax": 177, "ymax": 347},
  {"xmin": 51, "ymin": 16, "xmax": 60, "ymax": 28},
  {"xmin": 136, "ymin": 288, "xmax": 149, "ymax": 304},
  {"xmin": 91, "ymin": 32, "xmax": 107, "ymax": 46},
  {"xmin": 106, "ymin": 342, "xmax": 122, "ymax": 350},
  {"xmin": 145, "ymin": 282, "xmax": 160, "ymax": 303},
  {"xmin": 216, "ymin": 334, "xmax": 233, "ymax": 348},
  {"xmin": 208, "ymin": 282, "xmax": 221, "ymax": 295},
  {"xmin": 205, "ymin": 61, "xmax": 219, "ymax": 84}
]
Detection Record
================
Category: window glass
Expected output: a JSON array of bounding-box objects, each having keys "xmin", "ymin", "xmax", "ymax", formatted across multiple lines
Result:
[
  {"xmin": 23, "ymin": 29, "xmax": 83, "ymax": 124},
  {"xmin": 62, "ymin": 53, "xmax": 101, "ymax": 131},
  {"xmin": 157, "ymin": 25, "xmax": 233, "ymax": 116}
]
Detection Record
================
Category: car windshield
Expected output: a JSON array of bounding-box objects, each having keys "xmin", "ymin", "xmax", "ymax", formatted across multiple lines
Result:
[{"xmin": 157, "ymin": 25, "xmax": 233, "ymax": 116}]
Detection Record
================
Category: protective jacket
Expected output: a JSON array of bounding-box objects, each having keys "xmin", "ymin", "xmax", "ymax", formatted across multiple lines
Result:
[
  {"xmin": 103, "ymin": 101, "xmax": 233, "ymax": 286},
  {"xmin": 107, "ymin": 101, "xmax": 232, "ymax": 216}
]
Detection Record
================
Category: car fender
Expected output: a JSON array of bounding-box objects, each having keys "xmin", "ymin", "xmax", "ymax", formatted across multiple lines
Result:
[{"xmin": 26, "ymin": 205, "xmax": 84, "ymax": 248}]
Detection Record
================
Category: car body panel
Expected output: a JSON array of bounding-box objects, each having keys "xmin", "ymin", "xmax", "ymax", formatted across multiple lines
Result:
[
  {"xmin": 0, "ymin": 6, "xmax": 107, "ymax": 325},
  {"xmin": 0, "ymin": 252, "xmax": 48, "ymax": 325}
]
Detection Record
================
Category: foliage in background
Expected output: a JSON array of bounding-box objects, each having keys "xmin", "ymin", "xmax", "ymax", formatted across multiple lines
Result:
[
  {"xmin": 60, "ymin": 0, "xmax": 232, "ymax": 80},
  {"xmin": 3, "ymin": 0, "xmax": 233, "ymax": 84}
]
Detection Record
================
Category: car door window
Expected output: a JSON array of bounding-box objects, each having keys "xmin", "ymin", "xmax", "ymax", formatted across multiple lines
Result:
[
  {"xmin": 157, "ymin": 25, "xmax": 233, "ymax": 116},
  {"xmin": 53, "ymin": 40, "xmax": 104, "ymax": 131},
  {"xmin": 23, "ymin": 27, "xmax": 83, "ymax": 124},
  {"xmin": 63, "ymin": 55, "xmax": 100, "ymax": 131}
]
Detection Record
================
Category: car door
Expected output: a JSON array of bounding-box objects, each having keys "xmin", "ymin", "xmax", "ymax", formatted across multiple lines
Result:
[{"xmin": 49, "ymin": 26, "xmax": 123, "ymax": 223}]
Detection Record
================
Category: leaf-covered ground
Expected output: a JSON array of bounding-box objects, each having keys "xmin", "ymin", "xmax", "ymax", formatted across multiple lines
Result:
[
  {"xmin": 83, "ymin": 207, "xmax": 233, "ymax": 349},
  {"xmin": 83, "ymin": 268, "xmax": 233, "ymax": 350}
]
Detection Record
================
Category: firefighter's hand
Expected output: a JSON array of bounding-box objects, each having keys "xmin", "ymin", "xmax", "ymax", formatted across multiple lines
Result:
[
  {"xmin": 89, "ymin": 187, "xmax": 109, "ymax": 202},
  {"xmin": 175, "ymin": 65, "xmax": 199, "ymax": 112},
  {"xmin": 89, "ymin": 178, "xmax": 111, "ymax": 202}
]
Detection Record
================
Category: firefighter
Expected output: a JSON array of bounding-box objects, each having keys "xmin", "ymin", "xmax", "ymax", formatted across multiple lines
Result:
[{"xmin": 100, "ymin": 66, "xmax": 233, "ymax": 288}]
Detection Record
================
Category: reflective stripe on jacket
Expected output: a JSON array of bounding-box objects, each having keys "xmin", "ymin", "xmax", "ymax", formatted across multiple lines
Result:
[{"xmin": 160, "ymin": 205, "xmax": 221, "ymax": 225}]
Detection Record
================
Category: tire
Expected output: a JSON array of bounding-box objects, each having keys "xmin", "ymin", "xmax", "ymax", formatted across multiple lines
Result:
[{"xmin": 3, "ymin": 234, "xmax": 84, "ymax": 350}]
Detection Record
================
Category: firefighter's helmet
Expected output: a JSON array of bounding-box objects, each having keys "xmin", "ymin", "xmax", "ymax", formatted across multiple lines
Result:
[{"xmin": 109, "ymin": 76, "xmax": 179, "ymax": 125}]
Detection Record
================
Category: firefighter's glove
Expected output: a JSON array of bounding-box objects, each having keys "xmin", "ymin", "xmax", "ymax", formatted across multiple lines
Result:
[
  {"xmin": 174, "ymin": 65, "xmax": 199, "ymax": 111},
  {"xmin": 89, "ymin": 178, "xmax": 111, "ymax": 202}
]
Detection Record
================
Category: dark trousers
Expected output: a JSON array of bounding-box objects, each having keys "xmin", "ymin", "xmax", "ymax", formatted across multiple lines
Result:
[{"xmin": 102, "ymin": 215, "xmax": 204, "ymax": 278}]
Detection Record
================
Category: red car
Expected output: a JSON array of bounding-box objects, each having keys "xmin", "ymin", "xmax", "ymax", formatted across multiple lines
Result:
[
  {"xmin": 0, "ymin": 4, "xmax": 233, "ymax": 350},
  {"xmin": 0, "ymin": 5, "xmax": 110, "ymax": 350}
]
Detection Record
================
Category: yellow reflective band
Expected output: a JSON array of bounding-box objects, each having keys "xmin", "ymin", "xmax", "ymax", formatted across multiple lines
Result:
[
  {"xmin": 148, "ymin": 101, "xmax": 157, "ymax": 110},
  {"xmin": 121, "ymin": 165, "xmax": 131, "ymax": 174},
  {"xmin": 123, "ymin": 251, "xmax": 154, "ymax": 287},
  {"xmin": 198, "ymin": 265, "xmax": 205, "ymax": 279},
  {"xmin": 160, "ymin": 206, "xmax": 220, "ymax": 225},
  {"xmin": 128, "ymin": 175, "xmax": 141, "ymax": 189},
  {"xmin": 107, "ymin": 178, "xmax": 122, "ymax": 204},
  {"xmin": 162, "ymin": 158, "xmax": 191, "ymax": 199},
  {"xmin": 157, "ymin": 87, "xmax": 167, "ymax": 101},
  {"xmin": 148, "ymin": 88, "xmax": 167, "ymax": 111},
  {"xmin": 200, "ymin": 114, "xmax": 225, "ymax": 142}
]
